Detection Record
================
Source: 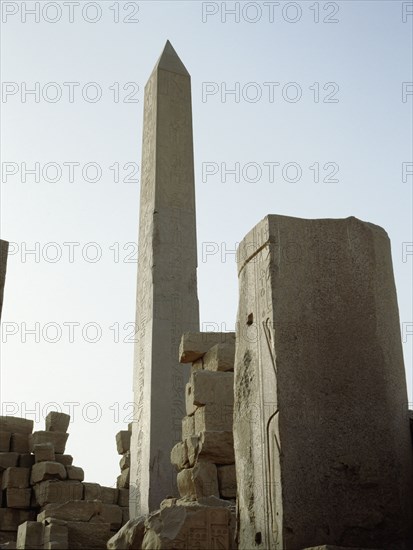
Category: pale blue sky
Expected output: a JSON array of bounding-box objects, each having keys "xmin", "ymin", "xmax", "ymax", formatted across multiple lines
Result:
[{"xmin": 1, "ymin": 0, "xmax": 412, "ymax": 486}]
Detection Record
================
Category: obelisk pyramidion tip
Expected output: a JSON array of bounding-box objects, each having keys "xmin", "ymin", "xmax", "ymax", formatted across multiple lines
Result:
[{"xmin": 155, "ymin": 40, "xmax": 190, "ymax": 76}]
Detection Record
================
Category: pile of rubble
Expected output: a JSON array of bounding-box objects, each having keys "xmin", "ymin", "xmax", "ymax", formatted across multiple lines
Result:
[{"xmin": 0, "ymin": 412, "xmax": 129, "ymax": 549}]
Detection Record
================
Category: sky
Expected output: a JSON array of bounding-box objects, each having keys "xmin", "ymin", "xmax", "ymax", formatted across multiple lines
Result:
[{"xmin": 1, "ymin": 0, "xmax": 412, "ymax": 486}]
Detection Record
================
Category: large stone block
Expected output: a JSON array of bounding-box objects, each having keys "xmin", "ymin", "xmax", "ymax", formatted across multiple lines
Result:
[
  {"xmin": 106, "ymin": 516, "xmax": 146, "ymax": 550},
  {"xmin": 217, "ymin": 465, "xmax": 236, "ymax": 499},
  {"xmin": 38, "ymin": 501, "xmax": 122, "ymax": 530},
  {"xmin": 45, "ymin": 412, "xmax": 70, "ymax": 433},
  {"xmin": 177, "ymin": 461, "xmax": 219, "ymax": 500},
  {"xmin": 185, "ymin": 383, "xmax": 197, "ymax": 417},
  {"xmin": 0, "ymin": 418, "xmax": 33, "ymax": 435},
  {"xmin": 115, "ymin": 431, "xmax": 131, "ymax": 455},
  {"xmin": 197, "ymin": 431, "xmax": 235, "ymax": 464},
  {"xmin": 82, "ymin": 483, "xmax": 118, "ymax": 504},
  {"xmin": 33, "ymin": 443, "xmax": 55, "ymax": 463},
  {"xmin": 182, "ymin": 416, "xmax": 195, "ymax": 440},
  {"xmin": 66, "ymin": 521, "xmax": 111, "ymax": 549},
  {"xmin": 43, "ymin": 520, "xmax": 68, "ymax": 550},
  {"xmin": 234, "ymin": 215, "xmax": 413, "ymax": 550},
  {"xmin": 18, "ymin": 455, "xmax": 34, "ymax": 469},
  {"xmin": 0, "ymin": 453, "xmax": 19, "ymax": 472},
  {"xmin": 0, "ymin": 510, "xmax": 35, "ymax": 532},
  {"xmin": 66, "ymin": 466, "xmax": 84, "ymax": 481},
  {"xmin": 191, "ymin": 371, "xmax": 234, "ymax": 407},
  {"xmin": 54, "ymin": 454, "xmax": 72, "ymax": 466},
  {"xmin": 1, "ymin": 468, "xmax": 30, "ymax": 489},
  {"xmin": 33, "ymin": 480, "xmax": 82, "ymax": 506},
  {"xmin": 119, "ymin": 451, "xmax": 130, "ymax": 471},
  {"xmin": 0, "ymin": 433, "xmax": 11, "ymax": 452},
  {"xmin": 29, "ymin": 432, "xmax": 68, "ymax": 454},
  {"xmin": 5, "ymin": 488, "xmax": 31, "ymax": 509},
  {"xmin": 179, "ymin": 332, "xmax": 235, "ymax": 363},
  {"xmin": 170, "ymin": 441, "xmax": 189, "ymax": 471},
  {"xmin": 30, "ymin": 462, "xmax": 67, "ymax": 484},
  {"xmin": 117, "ymin": 469, "xmax": 129, "ymax": 489},
  {"xmin": 194, "ymin": 403, "xmax": 233, "ymax": 433},
  {"xmin": 10, "ymin": 434, "xmax": 29, "ymax": 454},
  {"xmin": 117, "ymin": 489, "xmax": 129, "ymax": 508},
  {"xmin": 16, "ymin": 521, "xmax": 44, "ymax": 549},
  {"xmin": 203, "ymin": 343, "xmax": 235, "ymax": 372}
]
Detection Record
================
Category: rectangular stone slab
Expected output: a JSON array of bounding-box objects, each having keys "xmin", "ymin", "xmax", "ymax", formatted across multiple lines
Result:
[
  {"xmin": 0, "ymin": 417, "xmax": 33, "ymax": 435},
  {"xmin": 234, "ymin": 215, "xmax": 413, "ymax": 550},
  {"xmin": 179, "ymin": 332, "xmax": 235, "ymax": 363}
]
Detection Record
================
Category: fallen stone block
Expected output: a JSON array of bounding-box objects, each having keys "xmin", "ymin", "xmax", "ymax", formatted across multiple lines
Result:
[
  {"xmin": 177, "ymin": 461, "xmax": 219, "ymax": 500},
  {"xmin": 18, "ymin": 455, "xmax": 34, "ymax": 469},
  {"xmin": 217, "ymin": 465, "xmax": 236, "ymax": 499},
  {"xmin": 9, "ymin": 435, "xmax": 29, "ymax": 455},
  {"xmin": 179, "ymin": 332, "xmax": 236, "ymax": 363},
  {"xmin": 203, "ymin": 343, "xmax": 235, "ymax": 372},
  {"xmin": 54, "ymin": 454, "xmax": 72, "ymax": 466},
  {"xmin": 115, "ymin": 431, "xmax": 131, "ymax": 455},
  {"xmin": 197, "ymin": 431, "xmax": 235, "ymax": 464},
  {"xmin": 116, "ymin": 468, "xmax": 129, "ymax": 489},
  {"xmin": 182, "ymin": 416, "xmax": 195, "ymax": 440},
  {"xmin": 67, "ymin": 521, "xmax": 110, "ymax": 549},
  {"xmin": 16, "ymin": 521, "xmax": 44, "ymax": 549},
  {"xmin": 117, "ymin": 488, "xmax": 129, "ymax": 508},
  {"xmin": 106, "ymin": 516, "xmax": 146, "ymax": 550},
  {"xmin": 141, "ymin": 500, "xmax": 235, "ymax": 549},
  {"xmin": 5, "ymin": 488, "xmax": 31, "ymax": 509},
  {"xmin": 191, "ymin": 370, "xmax": 234, "ymax": 407},
  {"xmin": 1, "ymin": 468, "xmax": 30, "ymax": 489},
  {"xmin": 38, "ymin": 501, "xmax": 123, "ymax": 530},
  {"xmin": 171, "ymin": 441, "xmax": 189, "ymax": 471},
  {"xmin": 0, "ymin": 418, "xmax": 33, "ymax": 435},
  {"xmin": 31, "ymin": 462, "xmax": 67, "ymax": 484},
  {"xmin": 119, "ymin": 451, "xmax": 130, "ymax": 471},
  {"xmin": 0, "ymin": 453, "xmax": 19, "ymax": 472},
  {"xmin": 194, "ymin": 403, "xmax": 233, "ymax": 433},
  {"xmin": 0, "ymin": 510, "xmax": 35, "ymax": 532},
  {"xmin": 29, "ymin": 432, "xmax": 68, "ymax": 455},
  {"xmin": 0, "ymin": 433, "xmax": 11, "ymax": 453},
  {"xmin": 45, "ymin": 412, "xmax": 70, "ymax": 433},
  {"xmin": 66, "ymin": 466, "xmax": 84, "ymax": 481},
  {"xmin": 33, "ymin": 443, "xmax": 55, "ymax": 463},
  {"xmin": 33, "ymin": 480, "xmax": 83, "ymax": 506}
]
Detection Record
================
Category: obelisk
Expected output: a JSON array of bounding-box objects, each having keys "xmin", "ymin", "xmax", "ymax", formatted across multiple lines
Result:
[
  {"xmin": 0, "ymin": 240, "xmax": 9, "ymax": 319},
  {"xmin": 130, "ymin": 42, "xmax": 199, "ymax": 517}
]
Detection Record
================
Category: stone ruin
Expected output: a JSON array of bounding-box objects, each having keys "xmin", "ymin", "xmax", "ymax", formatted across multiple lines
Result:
[{"xmin": 1, "ymin": 41, "xmax": 413, "ymax": 550}]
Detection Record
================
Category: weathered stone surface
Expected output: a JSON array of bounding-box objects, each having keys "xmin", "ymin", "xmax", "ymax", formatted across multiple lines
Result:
[
  {"xmin": 170, "ymin": 441, "xmax": 189, "ymax": 471},
  {"xmin": 0, "ymin": 454, "xmax": 19, "ymax": 472},
  {"xmin": 117, "ymin": 469, "xmax": 129, "ymax": 489},
  {"xmin": 185, "ymin": 382, "xmax": 197, "ymax": 417},
  {"xmin": 33, "ymin": 480, "xmax": 82, "ymax": 506},
  {"xmin": 191, "ymin": 358, "xmax": 203, "ymax": 372},
  {"xmin": 16, "ymin": 521, "xmax": 44, "ymax": 549},
  {"xmin": 119, "ymin": 451, "xmax": 130, "ymax": 471},
  {"xmin": 82, "ymin": 482, "xmax": 100, "ymax": 500},
  {"xmin": 45, "ymin": 412, "xmax": 70, "ymax": 433},
  {"xmin": 82, "ymin": 483, "xmax": 118, "ymax": 505},
  {"xmin": 130, "ymin": 41, "xmax": 200, "ymax": 517},
  {"xmin": 121, "ymin": 507, "xmax": 129, "ymax": 525},
  {"xmin": 182, "ymin": 416, "xmax": 195, "ymax": 440},
  {"xmin": 141, "ymin": 501, "xmax": 235, "ymax": 549},
  {"xmin": 194, "ymin": 403, "xmax": 233, "ymax": 433},
  {"xmin": 0, "ymin": 240, "xmax": 9, "ymax": 320},
  {"xmin": 38, "ymin": 501, "xmax": 122, "ymax": 531},
  {"xmin": 234, "ymin": 215, "xmax": 413, "ymax": 550},
  {"xmin": 31, "ymin": 462, "xmax": 67, "ymax": 484},
  {"xmin": 54, "ymin": 454, "xmax": 72, "ymax": 466},
  {"xmin": 9, "ymin": 435, "xmax": 29, "ymax": 455},
  {"xmin": 197, "ymin": 431, "xmax": 234, "ymax": 464},
  {"xmin": 217, "ymin": 465, "xmax": 236, "ymax": 499},
  {"xmin": 179, "ymin": 332, "xmax": 235, "ymax": 363},
  {"xmin": 0, "ymin": 433, "xmax": 11, "ymax": 453},
  {"xmin": 177, "ymin": 461, "xmax": 219, "ymax": 500},
  {"xmin": 191, "ymin": 371, "xmax": 234, "ymax": 407},
  {"xmin": 185, "ymin": 436, "xmax": 199, "ymax": 467},
  {"xmin": 43, "ymin": 521, "xmax": 68, "ymax": 549},
  {"xmin": 0, "ymin": 418, "xmax": 33, "ymax": 436},
  {"xmin": 106, "ymin": 516, "xmax": 146, "ymax": 550},
  {"xmin": 29, "ymin": 432, "xmax": 68, "ymax": 455},
  {"xmin": 101, "ymin": 487, "xmax": 118, "ymax": 505},
  {"xmin": 1, "ymin": 468, "xmax": 30, "ymax": 489},
  {"xmin": 203, "ymin": 343, "xmax": 235, "ymax": 372},
  {"xmin": 33, "ymin": 443, "xmax": 55, "ymax": 463},
  {"xmin": 67, "ymin": 521, "xmax": 110, "ymax": 549},
  {"xmin": 66, "ymin": 466, "xmax": 84, "ymax": 481},
  {"xmin": 117, "ymin": 488, "xmax": 129, "ymax": 508},
  {"xmin": 18, "ymin": 455, "xmax": 34, "ymax": 469},
  {"xmin": 5, "ymin": 489, "xmax": 31, "ymax": 509},
  {"xmin": 0, "ymin": 510, "xmax": 34, "ymax": 532},
  {"xmin": 115, "ymin": 431, "xmax": 131, "ymax": 455}
]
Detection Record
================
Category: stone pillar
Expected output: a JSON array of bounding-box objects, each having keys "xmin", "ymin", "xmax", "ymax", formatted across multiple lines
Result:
[
  {"xmin": 130, "ymin": 41, "xmax": 199, "ymax": 517},
  {"xmin": 0, "ymin": 239, "xmax": 9, "ymax": 319},
  {"xmin": 234, "ymin": 215, "xmax": 413, "ymax": 550}
]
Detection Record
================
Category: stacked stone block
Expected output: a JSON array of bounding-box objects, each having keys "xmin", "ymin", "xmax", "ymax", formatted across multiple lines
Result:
[
  {"xmin": 171, "ymin": 332, "xmax": 237, "ymax": 502},
  {"xmin": 115, "ymin": 425, "xmax": 131, "ymax": 525}
]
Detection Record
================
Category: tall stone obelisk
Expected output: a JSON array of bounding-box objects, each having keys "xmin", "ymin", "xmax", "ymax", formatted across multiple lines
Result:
[
  {"xmin": 0, "ymin": 240, "xmax": 9, "ymax": 319},
  {"xmin": 130, "ymin": 42, "xmax": 199, "ymax": 517}
]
